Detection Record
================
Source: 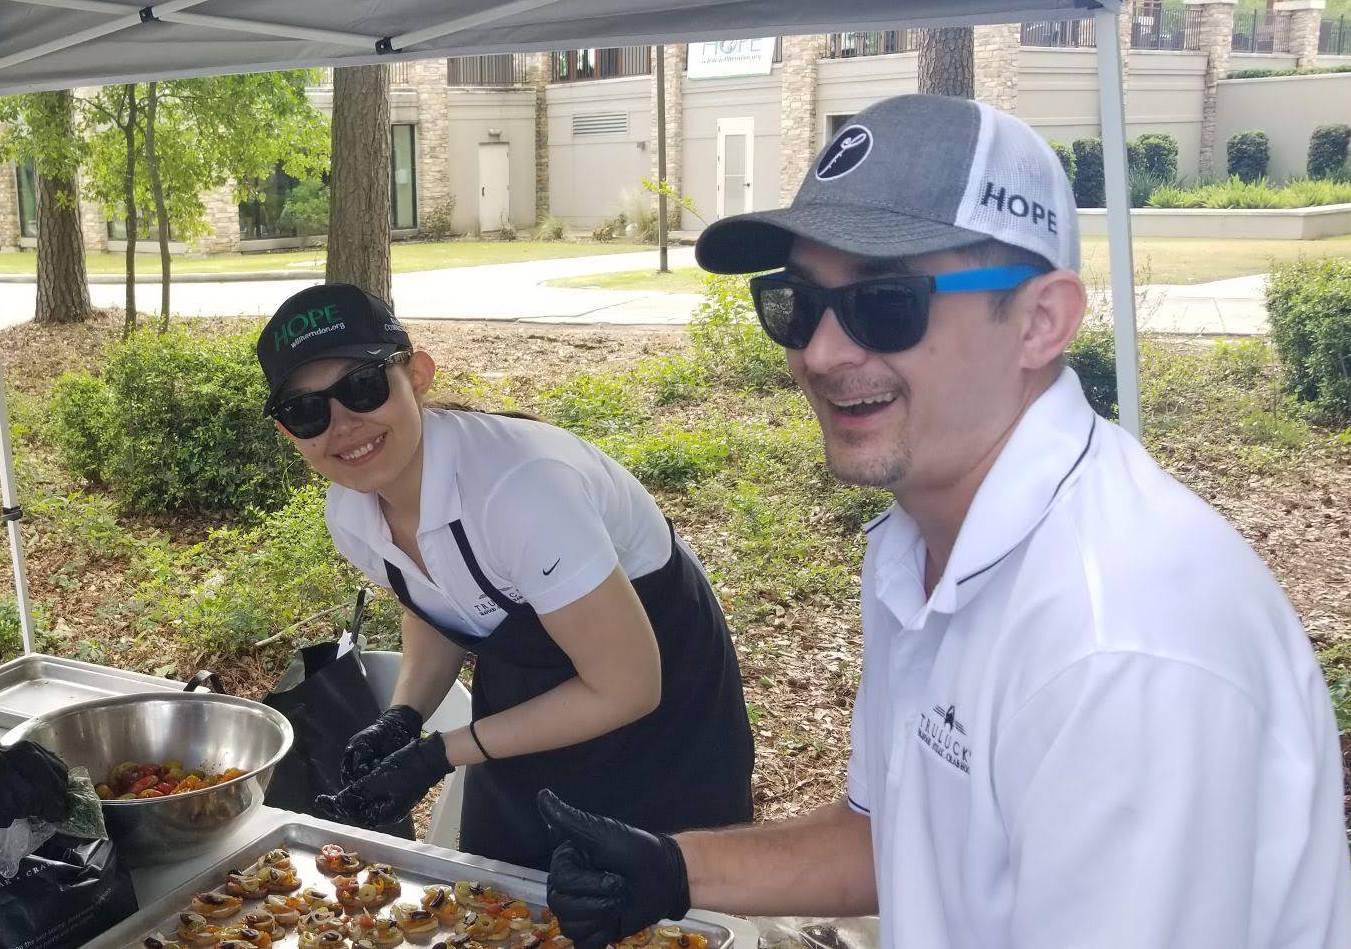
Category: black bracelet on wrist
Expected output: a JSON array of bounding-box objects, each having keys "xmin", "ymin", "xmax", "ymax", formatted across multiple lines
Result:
[{"xmin": 468, "ymin": 720, "xmax": 494, "ymax": 762}]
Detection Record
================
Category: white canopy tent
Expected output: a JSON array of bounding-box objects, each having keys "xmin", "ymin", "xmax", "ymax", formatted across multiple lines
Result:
[{"xmin": 0, "ymin": 0, "xmax": 1138, "ymax": 654}]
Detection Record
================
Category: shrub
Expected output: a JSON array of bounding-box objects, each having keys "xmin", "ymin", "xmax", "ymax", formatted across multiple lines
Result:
[
  {"xmin": 1227, "ymin": 65, "xmax": 1351, "ymax": 79},
  {"xmin": 0, "ymin": 597, "xmax": 50, "ymax": 662},
  {"xmin": 419, "ymin": 198, "xmax": 457, "ymax": 240},
  {"xmin": 48, "ymin": 372, "xmax": 114, "ymax": 482},
  {"xmin": 1265, "ymin": 257, "xmax": 1351, "ymax": 423},
  {"xmin": 1308, "ymin": 124, "xmax": 1351, "ymax": 180},
  {"xmin": 591, "ymin": 218, "xmax": 619, "ymax": 242},
  {"xmin": 1128, "ymin": 132, "xmax": 1179, "ymax": 181},
  {"xmin": 540, "ymin": 372, "xmax": 645, "ymax": 439},
  {"xmin": 688, "ymin": 275, "xmax": 793, "ymax": 391},
  {"xmin": 534, "ymin": 215, "xmax": 567, "ymax": 241},
  {"xmin": 134, "ymin": 483, "xmax": 400, "ymax": 655},
  {"xmin": 1066, "ymin": 322, "xmax": 1118, "ymax": 419},
  {"xmin": 1226, "ymin": 131, "xmax": 1270, "ymax": 183},
  {"xmin": 496, "ymin": 218, "xmax": 518, "ymax": 241},
  {"xmin": 1050, "ymin": 141, "xmax": 1076, "ymax": 184},
  {"xmin": 1128, "ymin": 167, "xmax": 1171, "ymax": 209},
  {"xmin": 634, "ymin": 354, "xmax": 708, "ymax": 405},
  {"xmin": 1071, "ymin": 138, "xmax": 1105, "ymax": 208},
  {"xmin": 47, "ymin": 328, "xmax": 307, "ymax": 513},
  {"xmin": 1146, "ymin": 176, "xmax": 1351, "ymax": 209},
  {"xmin": 278, "ymin": 180, "xmax": 329, "ymax": 245},
  {"xmin": 602, "ymin": 426, "xmax": 730, "ymax": 491},
  {"xmin": 619, "ymin": 189, "xmax": 659, "ymax": 244}
]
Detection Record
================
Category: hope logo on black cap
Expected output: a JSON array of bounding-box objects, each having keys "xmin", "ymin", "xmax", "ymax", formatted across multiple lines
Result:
[{"xmin": 815, "ymin": 125, "xmax": 873, "ymax": 181}]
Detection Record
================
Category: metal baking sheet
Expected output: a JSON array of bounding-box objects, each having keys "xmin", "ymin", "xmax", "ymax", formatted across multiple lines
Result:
[
  {"xmin": 0, "ymin": 654, "xmax": 183, "ymax": 731},
  {"xmin": 85, "ymin": 819, "xmax": 743, "ymax": 949}
]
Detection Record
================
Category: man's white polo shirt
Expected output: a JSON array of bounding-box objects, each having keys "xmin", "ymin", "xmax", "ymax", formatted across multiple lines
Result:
[{"xmin": 848, "ymin": 368, "xmax": 1351, "ymax": 949}]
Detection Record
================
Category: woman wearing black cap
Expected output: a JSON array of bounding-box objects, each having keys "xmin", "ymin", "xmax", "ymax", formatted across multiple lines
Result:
[{"xmin": 256, "ymin": 284, "xmax": 753, "ymax": 871}]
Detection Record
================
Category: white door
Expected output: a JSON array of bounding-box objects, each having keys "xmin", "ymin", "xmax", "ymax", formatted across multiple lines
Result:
[
  {"xmin": 716, "ymin": 118, "xmax": 754, "ymax": 218},
  {"xmin": 477, "ymin": 143, "xmax": 511, "ymax": 233}
]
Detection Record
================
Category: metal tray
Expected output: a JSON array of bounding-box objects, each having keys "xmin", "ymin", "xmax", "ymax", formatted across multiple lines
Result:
[
  {"xmin": 0, "ymin": 654, "xmax": 183, "ymax": 731},
  {"xmin": 85, "ymin": 819, "xmax": 744, "ymax": 949}
]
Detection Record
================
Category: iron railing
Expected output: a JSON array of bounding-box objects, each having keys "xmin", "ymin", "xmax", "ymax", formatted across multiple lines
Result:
[
  {"xmin": 1231, "ymin": 10, "xmax": 1277, "ymax": 53},
  {"xmin": 447, "ymin": 54, "xmax": 529, "ymax": 86},
  {"xmin": 824, "ymin": 30, "xmax": 919, "ymax": 58},
  {"xmin": 550, "ymin": 46, "xmax": 651, "ymax": 82},
  {"xmin": 1131, "ymin": 5, "xmax": 1204, "ymax": 51},
  {"xmin": 1321, "ymin": 15, "xmax": 1348, "ymax": 55},
  {"xmin": 1021, "ymin": 19, "xmax": 1097, "ymax": 49},
  {"xmin": 313, "ymin": 61, "xmax": 414, "ymax": 85}
]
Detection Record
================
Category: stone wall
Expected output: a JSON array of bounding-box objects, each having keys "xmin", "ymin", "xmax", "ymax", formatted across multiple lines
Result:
[
  {"xmin": 200, "ymin": 184, "xmax": 241, "ymax": 252},
  {"xmin": 0, "ymin": 161, "xmax": 20, "ymax": 250},
  {"xmin": 974, "ymin": 24, "xmax": 1021, "ymax": 110},
  {"xmin": 1187, "ymin": 0, "xmax": 1238, "ymax": 177},
  {"xmin": 649, "ymin": 45, "xmax": 685, "ymax": 227},
  {"xmin": 78, "ymin": 177, "xmax": 107, "ymax": 252},
  {"xmin": 410, "ymin": 58, "xmax": 452, "ymax": 230},
  {"xmin": 778, "ymin": 35, "xmax": 825, "ymax": 205},
  {"xmin": 1275, "ymin": 0, "xmax": 1327, "ymax": 70}
]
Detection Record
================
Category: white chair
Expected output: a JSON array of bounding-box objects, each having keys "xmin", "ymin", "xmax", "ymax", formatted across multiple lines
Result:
[{"xmin": 361, "ymin": 649, "xmax": 472, "ymax": 850}]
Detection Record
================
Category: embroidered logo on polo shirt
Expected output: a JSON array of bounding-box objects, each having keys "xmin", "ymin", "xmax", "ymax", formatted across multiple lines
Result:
[{"xmin": 917, "ymin": 704, "xmax": 971, "ymax": 775}]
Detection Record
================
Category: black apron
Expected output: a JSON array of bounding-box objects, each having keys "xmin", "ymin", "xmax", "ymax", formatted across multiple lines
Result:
[{"xmin": 384, "ymin": 519, "xmax": 754, "ymax": 870}]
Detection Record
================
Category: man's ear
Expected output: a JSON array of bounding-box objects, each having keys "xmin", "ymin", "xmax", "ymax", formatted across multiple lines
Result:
[
  {"xmin": 408, "ymin": 349, "xmax": 437, "ymax": 399},
  {"xmin": 1019, "ymin": 270, "xmax": 1086, "ymax": 372}
]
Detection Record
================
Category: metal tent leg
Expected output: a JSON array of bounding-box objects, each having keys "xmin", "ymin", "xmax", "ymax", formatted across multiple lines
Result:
[
  {"xmin": 1095, "ymin": 6, "xmax": 1141, "ymax": 438},
  {"xmin": 0, "ymin": 367, "xmax": 35, "ymax": 654}
]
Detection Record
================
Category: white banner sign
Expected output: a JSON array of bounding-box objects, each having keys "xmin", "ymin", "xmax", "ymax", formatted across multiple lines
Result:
[{"xmin": 687, "ymin": 38, "xmax": 776, "ymax": 79}]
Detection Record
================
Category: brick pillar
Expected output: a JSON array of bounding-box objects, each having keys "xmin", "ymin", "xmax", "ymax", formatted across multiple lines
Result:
[
  {"xmin": 410, "ymin": 58, "xmax": 452, "ymax": 228},
  {"xmin": 1187, "ymin": 0, "xmax": 1238, "ymax": 178},
  {"xmin": 648, "ymin": 45, "xmax": 685, "ymax": 227},
  {"xmin": 778, "ymin": 35, "xmax": 824, "ymax": 206},
  {"xmin": 974, "ymin": 24, "xmax": 1021, "ymax": 111},
  {"xmin": 77, "ymin": 172, "xmax": 107, "ymax": 252},
  {"xmin": 1117, "ymin": 0, "xmax": 1135, "ymax": 97},
  {"xmin": 0, "ymin": 162, "xmax": 20, "ymax": 250},
  {"xmin": 1275, "ymin": 0, "xmax": 1326, "ymax": 69},
  {"xmin": 200, "ymin": 184, "xmax": 241, "ymax": 252},
  {"xmin": 526, "ymin": 52, "xmax": 551, "ymax": 221}
]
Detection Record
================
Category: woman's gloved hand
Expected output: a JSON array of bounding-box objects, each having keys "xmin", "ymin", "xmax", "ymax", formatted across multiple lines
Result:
[
  {"xmin": 0, "ymin": 740, "xmax": 70, "ymax": 828},
  {"xmin": 318, "ymin": 734, "xmax": 452, "ymax": 828},
  {"xmin": 340, "ymin": 704, "xmax": 424, "ymax": 784},
  {"xmin": 537, "ymin": 789, "xmax": 691, "ymax": 949}
]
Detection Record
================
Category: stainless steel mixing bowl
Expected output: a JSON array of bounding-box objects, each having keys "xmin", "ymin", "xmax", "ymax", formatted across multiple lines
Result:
[{"xmin": 1, "ymin": 691, "xmax": 293, "ymax": 867}]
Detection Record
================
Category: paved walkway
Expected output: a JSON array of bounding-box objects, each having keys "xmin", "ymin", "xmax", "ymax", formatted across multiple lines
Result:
[{"xmin": 0, "ymin": 248, "xmax": 1271, "ymax": 336}]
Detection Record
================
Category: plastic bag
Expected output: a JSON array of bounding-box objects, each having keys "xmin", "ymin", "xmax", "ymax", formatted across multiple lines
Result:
[
  {"xmin": 0, "ymin": 767, "xmax": 104, "ymax": 879},
  {"xmin": 751, "ymin": 917, "xmax": 880, "ymax": 949}
]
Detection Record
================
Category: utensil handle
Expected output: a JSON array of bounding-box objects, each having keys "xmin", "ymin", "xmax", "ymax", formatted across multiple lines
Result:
[{"xmin": 182, "ymin": 670, "xmax": 226, "ymax": 693}]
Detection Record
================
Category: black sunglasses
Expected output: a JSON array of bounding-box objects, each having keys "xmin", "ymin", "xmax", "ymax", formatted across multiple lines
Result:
[
  {"xmin": 269, "ymin": 351, "xmax": 411, "ymax": 440},
  {"xmin": 748, "ymin": 264, "xmax": 1049, "ymax": 354}
]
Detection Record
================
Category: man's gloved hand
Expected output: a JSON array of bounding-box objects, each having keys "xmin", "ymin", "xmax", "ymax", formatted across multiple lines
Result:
[
  {"xmin": 0, "ymin": 740, "xmax": 69, "ymax": 828},
  {"xmin": 317, "ymin": 734, "xmax": 452, "ymax": 829},
  {"xmin": 537, "ymin": 789, "xmax": 691, "ymax": 949},
  {"xmin": 340, "ymin": 704, "xmax": 423, "ymax": 785}
]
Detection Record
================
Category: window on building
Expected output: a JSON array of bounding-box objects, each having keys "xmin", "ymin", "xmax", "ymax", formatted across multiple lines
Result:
[
  {"xmin": 15, "ymin": 160, "xmax": 38, "ymax": 239},
  {"xmin": 106, "ymin": 214, "xmax": 175, "ymax": 242},
  {"xmin": 390, "ymin": 124, "xmax": 417, "ymax": 231},
  {"xmin": 827, "ymin": 114, "xmax": 856, "ymax": 139},
  {"xmin": 239, "ymin": 164, "xmax": 301, "ymax": 239}
]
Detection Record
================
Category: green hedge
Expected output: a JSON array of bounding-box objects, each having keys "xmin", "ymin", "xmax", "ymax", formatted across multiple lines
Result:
[
  {"xmin": 1071, "ymin": 138, "xmax": 1105, "ymax": 208},
  {"xmin": 1226, "ymin": 65, "xmax": 1351, "ymax": 79},
  {"xmin": 1148, "ymin": 176, "xmax": 1351, "ymax": 209},
  {"xmin": 1128, "ymin": 132, "xmax": 1179, "ymax": 182},
  {"xmin": 1266, "ymin": 257, "xmax": 1351, "ymax": 424},
  {"xmin": 1050, "ymin": 141, "xmax": 1076, "ymax": 184},
  {"xmin": 1066, "ymin": 323, "xmax": 1117, "ymax": 419},
  {"xmin": 48, "ymin": 328, "xmax": 307, "ymax": 513},
  {"xmin": 1308, "ymin": 124, "xmax": 1351, "ymax": 180},
  {"xmin": 1226, "ymin": 130, "xmax": 1270, "ymax": 183}
]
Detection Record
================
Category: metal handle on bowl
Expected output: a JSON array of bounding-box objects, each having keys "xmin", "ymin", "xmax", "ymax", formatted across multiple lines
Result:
[{"xmin": 182, "ymin": 670, "xmax": 226, "ymax": 693}]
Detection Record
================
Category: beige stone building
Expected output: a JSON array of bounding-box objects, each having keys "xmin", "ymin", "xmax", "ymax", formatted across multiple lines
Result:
[{"xmin": 2, "ymin": 2, "xmax": 1348, "ymax": 254}]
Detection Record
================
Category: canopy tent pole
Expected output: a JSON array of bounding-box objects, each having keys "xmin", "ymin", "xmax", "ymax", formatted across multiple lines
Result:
[
  {"xmin": 0, "ymin": 0, "xmax": 210, "ymax": 72},
  {"xmin": 1094, "ymin": 5, "xmax": 1141, "ymax": 437},
  {"xmin": 0, "ymin": 367, "xmax": 36, "ymax": 655}
]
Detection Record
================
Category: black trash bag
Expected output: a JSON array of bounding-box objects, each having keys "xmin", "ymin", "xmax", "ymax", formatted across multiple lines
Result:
[
  {"xmin": 262, "ymin": 590, "xmax": 415, "ymax": 839},
  {"xmin": 0, "ymin": 834, "xmax": 137, "ymax": 949}
]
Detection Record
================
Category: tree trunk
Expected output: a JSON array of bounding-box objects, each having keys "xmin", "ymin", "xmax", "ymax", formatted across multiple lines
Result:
[
  {"xmin": 123, "ymin": 84, "xmax": 138, "ymax": 335},
  {"xmin": 918, "ymin": 28, "xmax": 975, "ymax": 98},
  {"xmin": 33, "ymin": 91, "xmax": 92, "ymax": 325},
  {"xmin": 326, "ymin": 65, "xmax": 391, "ymax": 303},
  {"xmin": 146, "ymin": 81, "xmax": 172, "ymax": 329}
]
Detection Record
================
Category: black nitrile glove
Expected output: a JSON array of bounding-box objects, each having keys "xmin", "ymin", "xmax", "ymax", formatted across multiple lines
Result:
[
  {"xmin": 318, "ymin": 734, "xmax": 452, "ymax": 829},
  {"xmin": 538, "ymin": 789, "xmax": 691, "ymax": 949},
  {"xmin": 340, "ymin": 704, "xmax": 423, "ymax": 785},
  {"xmin": 0, "ymin": 740, "xmax": 69, "ymax": 828}
]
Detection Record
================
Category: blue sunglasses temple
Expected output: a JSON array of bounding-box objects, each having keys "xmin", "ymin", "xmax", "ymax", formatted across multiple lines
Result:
[{"xmin": 931, "ymin": 264, "xmax": 1050, "ymax": 294}]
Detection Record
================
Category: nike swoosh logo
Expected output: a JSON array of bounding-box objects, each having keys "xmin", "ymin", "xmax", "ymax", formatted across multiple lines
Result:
[{"xmin": 542, "ymin": 558, "xmax": 561, "ymax": 576}]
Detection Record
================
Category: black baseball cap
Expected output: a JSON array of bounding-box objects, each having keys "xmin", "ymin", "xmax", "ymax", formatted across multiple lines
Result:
[{"xmin": 258, "ymin": 283, "xmax": 411, "ymax": 413}]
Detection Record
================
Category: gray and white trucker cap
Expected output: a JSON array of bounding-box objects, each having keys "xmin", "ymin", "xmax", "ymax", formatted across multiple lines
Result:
[{"xmin": 695, "ymin": 94, "xmax": 1080, "ymax": 275}]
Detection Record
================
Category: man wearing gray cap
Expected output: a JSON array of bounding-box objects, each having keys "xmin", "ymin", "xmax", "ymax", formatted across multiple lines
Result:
[{"xmin": 538, "ymin": 95, "xmax": 1351, "ymax": 948}]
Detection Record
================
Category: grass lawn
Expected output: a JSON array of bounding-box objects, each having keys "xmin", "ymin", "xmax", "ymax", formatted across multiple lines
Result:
[
  {"xmin": 544, "ymin": 234, "xmax": 1351, "ymax": 293},
  {"xmin": 0, "ymin": 239, "xmax": 645, "ymax": 277}
]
